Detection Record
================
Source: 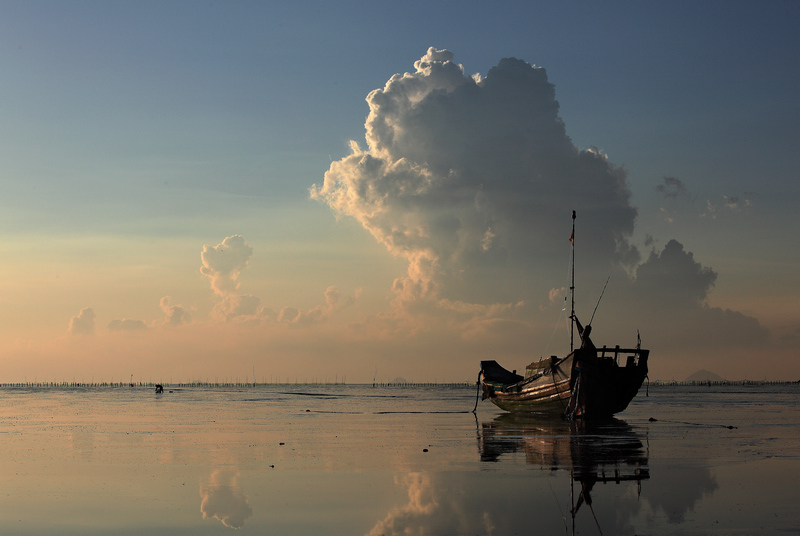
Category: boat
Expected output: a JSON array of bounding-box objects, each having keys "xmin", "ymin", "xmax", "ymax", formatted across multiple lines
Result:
[{"xmin": 479, "ymin": 211, "xmax": 649, "ymax": 419}]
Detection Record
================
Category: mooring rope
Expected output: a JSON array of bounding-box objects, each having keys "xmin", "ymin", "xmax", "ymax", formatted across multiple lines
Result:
[
  {"xmin": 472, "ymin": 370, "xmax": 483, "ymax": 413},
  {"xmin": 647, "ymin": 417, "xmax": 737, "ymax": 429}
]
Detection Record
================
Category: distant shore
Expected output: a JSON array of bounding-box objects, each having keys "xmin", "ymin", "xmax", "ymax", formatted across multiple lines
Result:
[
  {"xmin": 0, "ymin": 381, "xmax": 473, "ymax": 389},
  {"xmin": 0, "ymin": 379, "xmax": 797, "ymax": 389},
  {"xmin": 648, "ymin": 379, "xmax": 799, "ymax": 386}
]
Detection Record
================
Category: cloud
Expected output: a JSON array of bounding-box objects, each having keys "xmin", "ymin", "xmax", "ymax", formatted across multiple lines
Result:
[
  {"xmin": 656, "ymin": 176, "xmax": 689, "ymax": 200},
  {"xmin": 48, "ymin": 48, "xmax": 777, "ymax": 382},
  {"xmin": 312, "ymin": 47, "xmax": 639, "ymax": 311},
  {"xmin": 199, "ymin": 469, "xmax": 253, "ymax": 529},
  {"xmin": 702, "ymin": 192, "xmax": 755, "ymax": 218},
  {"xmin": 160, "ymin": 296, "xmax": 192, "ymax": 326},
  {"xmin": 68, "ymin": 307, "xmax": 95, "ymax": 335},
  {"xmin": 200, "ymin": 235, "xmax": 254, "ymax": 296},
  {"xmin": 107, "ymin": 318, "xmax": 148, "ymax": 332},
  {"xmin": 199, "ymin": 235, "xmax": 268, "ymax": 323},
  {"xmin": 366, "ymin": 472, "xmax": 513, "ymax": 536},
  {"xmin": 198, "ymin": 236, "xmax": 359, "ymax": 325},
  {"xmin": 549, "ymin": 286, "xmax": 568, "ymax": 306},
  {"xmin": 276, "ymin": 286, "xmax": 360, "ymax": 325},
  {"xmin": 307, "ymin": 48, "xmax": 773, "ymax": 376},
  {"xmin": 625, "ymin": 239, "xmax": 768, "ymax": 350},
  {"xmin": 643, "ymin": 465, "xmax": 718, "ymax": 524},
  {"xmin": 634, "ymin": 239, "xmax": 717, "ymax": 307},
  {"xmin": 213, "ymin": 293, "xmax": 264, "ymax": 322},
  {"xmin": 366, "ymin": 473, "xmax": 439, "ymax": 536},
  {"xmin": 105, "ymin": 297, "xmax": 190, "ymax": 333}
]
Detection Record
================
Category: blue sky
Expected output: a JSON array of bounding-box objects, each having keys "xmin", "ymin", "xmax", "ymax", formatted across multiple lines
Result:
[{"xmin": 1, "ymin": 1, "xmax": 798, "ymax": 382}]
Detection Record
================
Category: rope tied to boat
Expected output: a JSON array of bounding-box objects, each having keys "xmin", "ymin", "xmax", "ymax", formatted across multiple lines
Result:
[{"xmin": 472, "ymin": 370, "xmax": 483, "ymax": 413}]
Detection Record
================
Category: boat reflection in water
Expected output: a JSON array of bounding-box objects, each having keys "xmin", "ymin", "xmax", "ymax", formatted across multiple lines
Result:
[{"xmin": 480, "ymin": 413, "xmax": 649, "ymax": 531}]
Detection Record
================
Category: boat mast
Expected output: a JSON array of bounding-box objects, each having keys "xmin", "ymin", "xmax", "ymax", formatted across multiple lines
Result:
[{"xmin": 570, "ymin": 210, "xmax": 576, "ymax": 353}]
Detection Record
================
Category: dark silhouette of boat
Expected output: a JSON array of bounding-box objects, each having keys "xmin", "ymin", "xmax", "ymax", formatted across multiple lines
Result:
[{"xmin": 479, "ymin": 211, "xmax": 649, "ymax": 419}]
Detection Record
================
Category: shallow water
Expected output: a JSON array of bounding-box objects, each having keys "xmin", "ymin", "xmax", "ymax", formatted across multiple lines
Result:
[{"xmin": 0, "ymin": 383, "xmax": 798, "ymax": 535}]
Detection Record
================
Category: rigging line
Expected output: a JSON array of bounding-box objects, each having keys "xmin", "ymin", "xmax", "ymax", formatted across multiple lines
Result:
[
  {"xmin": 543, "ymin": 250, "xmax": 575, "ymax": 355},
  {"xmin": 587, "ymin": 498, "xmax": 604, "ymax": 536},
  {"xmin": 570, "ymin": 471, "xmax": 575, "ymax": 536},
  {"xmin": 546, "ymin": 477, "xmax": 569, "ymax": 535},
  {"xmin": 566, "ymin": 243, "xmax": 574, "ymax": 345},
  {"xmin": 543, "ymin": 305, "xmax": 566, "ymax": 355},
  {"xmin": 588, "ymin": 276, "xmax": 611, "ymax": 325}
]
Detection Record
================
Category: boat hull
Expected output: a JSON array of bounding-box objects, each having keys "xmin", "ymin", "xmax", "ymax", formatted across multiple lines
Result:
[
  {"xmin": 481, "ymin": 355, "xmax": 574, "ymax": 413},
  {"xmin": 481, "ymin": 348, "xmax": 649, "ymax": 419}
]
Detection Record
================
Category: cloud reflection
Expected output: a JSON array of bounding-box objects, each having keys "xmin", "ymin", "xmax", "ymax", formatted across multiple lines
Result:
[
  {"xmin": 366, "ymin": 472, "xmax": 496, "ymax": 536},
  {"xmin": 643, "ymin": 465, "xmax": 718, "ymax": 524},
  {"xmin": 200, "ymin": 468, "xmax": 253, "ymax": 529},
  {"xmin": 366, "ymin": 473, "xmax": 437, "ymax": 536}
]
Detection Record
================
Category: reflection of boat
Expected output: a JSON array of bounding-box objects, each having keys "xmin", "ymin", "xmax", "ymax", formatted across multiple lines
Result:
[
  {"xmin": 479, "ymin": 413, "xmax": 649, "ymax": 524},
  {"xmin": 480, "ymin": 211, "xmax": 649, "ymax": 419}
]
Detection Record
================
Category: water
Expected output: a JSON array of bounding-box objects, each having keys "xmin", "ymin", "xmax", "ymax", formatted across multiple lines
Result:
[{"xmin": 0, "ymin": 383, "xmax": 798, "ymax": 535}]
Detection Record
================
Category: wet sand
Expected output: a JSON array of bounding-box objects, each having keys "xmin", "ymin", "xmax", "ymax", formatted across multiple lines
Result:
[{"xmin": 0, "ymin": 384, "xmax": 797, "ymax": 535}]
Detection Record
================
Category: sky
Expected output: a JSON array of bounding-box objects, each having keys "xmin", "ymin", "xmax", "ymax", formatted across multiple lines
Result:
[{"xmin": 1, "ymin": 1, "xmax": 798, "ymax": 383}]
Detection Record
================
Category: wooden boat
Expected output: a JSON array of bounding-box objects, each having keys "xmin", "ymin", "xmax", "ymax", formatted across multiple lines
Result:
[{"xmin": 479, "ymin": 211, "xmax": 649, "ymax": 419}]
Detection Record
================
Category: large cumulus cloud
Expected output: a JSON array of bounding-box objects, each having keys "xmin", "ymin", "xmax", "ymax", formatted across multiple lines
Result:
[
  {"xmin": 312, "ymin": 47, "xmax": 638, "ymax": 308},
  {"xmin": 312, "ymin": 48, "xmax": 769, "ymax": 370}
]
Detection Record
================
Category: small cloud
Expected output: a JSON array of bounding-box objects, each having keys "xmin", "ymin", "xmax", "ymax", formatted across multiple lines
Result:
[
  {"xmin": 656, "ymin": 176, "xmax": 689, "ymax": 200},
  {"xmin": 629, "ymin": 239, "xmax": 768, "ymax": 350},
  {"xmin": 200, "ymin": 235, "xmax": 254, "ymax": 296},
  {"xmin": 480, "ymin": 227, "xmax": 496, "ymax": 251},
  {"xmin": 200, "ymin": 236, "xmax": 267, "ymax": 323},
  {"xmin": 723, "ymin": 195, "xmax": 740, "ymax": 209},
  {"xmin": 656, "ymin": 177, "xmax": 690, "ymax": 223},
  {"xmin": 701, "ymin": 199, "xmax": 718, "ymax": 219},
  {"xmin": 636, "ymin": 239, "xmax": 717, "ymax": 306},
  {"xmin": 68, "ymin": 307, "xmax": 95, "ymax": 336},
  {"xmin": 212, "ymin": 294, "xmax": 262, "ymax": 322},
  {"xmin": 702, "ymin": 192, "xmax": 756, "ymax": 218},
  {"xmin": 160, "ymin": 296, "xmax": 192, "ymax": 326},
  {"xmin": 278, "ymin": 306, "xmax": 300, "ymax": 323},
  {"xmin": 107, "ymin": 319, "xmax": 148, "ymax": 332},
  {"xmin": 548, "ymin": 287, "xmax": 567, "ymax": 306},
  {"xmin": 275, "ymin": 286, "xmax": 359, "ymax": 325}
]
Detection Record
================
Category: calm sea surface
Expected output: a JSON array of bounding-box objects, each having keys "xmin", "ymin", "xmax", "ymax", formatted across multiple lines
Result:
[{"xmin": 0, "ymin": 383, "xmax": 798, "ymax": 535}]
